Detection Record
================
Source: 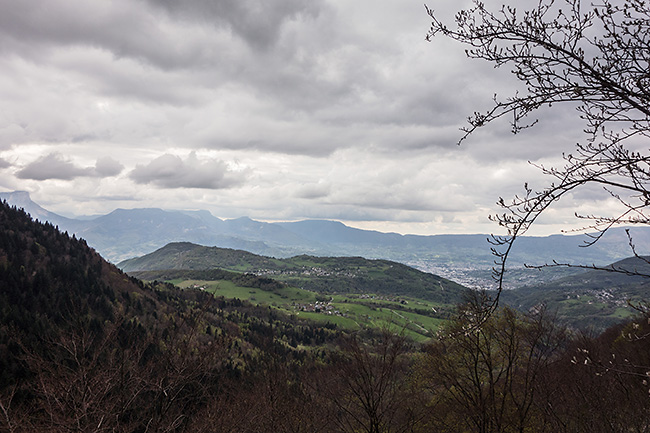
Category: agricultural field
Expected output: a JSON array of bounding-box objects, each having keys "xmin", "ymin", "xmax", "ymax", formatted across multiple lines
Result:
[{"xmin": 173, "ymin": 278, "xmax": 453, "ymax": 342}]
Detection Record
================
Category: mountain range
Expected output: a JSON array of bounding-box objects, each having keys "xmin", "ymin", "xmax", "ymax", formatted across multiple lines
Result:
[{"xmin": 3, "ymin": 190, "xmax": 649, "ymax": 288}]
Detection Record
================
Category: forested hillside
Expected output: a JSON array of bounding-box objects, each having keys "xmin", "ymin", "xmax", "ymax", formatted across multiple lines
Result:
[
  {"xmin": 0, "ymin": 201, "xmax": 345, "ymax": 431},
  {"xmin": 503, "ymin": 256, "xmax": 650, "ymax": 331}
]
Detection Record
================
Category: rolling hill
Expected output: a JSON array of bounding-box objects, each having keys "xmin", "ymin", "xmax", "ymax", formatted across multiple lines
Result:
[
  {"xmin": 502, "ymin": 256, "xmax": 650, "ymax": 331},
  {"xmin": 118, "ymin": 242, "xmax": 468, "ymax": 304}
]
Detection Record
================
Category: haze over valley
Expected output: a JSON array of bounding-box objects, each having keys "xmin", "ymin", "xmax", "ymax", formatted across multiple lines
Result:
[
  {"xmin": 4, "ymin": 190, "xmax": 650, "ymax": 333},
  {"xmin": 4, "ymin": 190, "xmax": 649, "ymax": 292}
]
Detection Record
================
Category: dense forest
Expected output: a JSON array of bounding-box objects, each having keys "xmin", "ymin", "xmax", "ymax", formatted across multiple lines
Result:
[{"xmin": 2, "ymin": 200, "xmax": 650, "ymax": 432}]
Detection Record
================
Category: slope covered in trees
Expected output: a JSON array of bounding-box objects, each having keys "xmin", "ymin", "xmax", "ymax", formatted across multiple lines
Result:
[
  {"xmin": 503, "ymin": 256, "xmax": 650, "ymax": 331},
  {"xmin": 0, "ymin": 201, "xmax": 345, "ymax": 431}
]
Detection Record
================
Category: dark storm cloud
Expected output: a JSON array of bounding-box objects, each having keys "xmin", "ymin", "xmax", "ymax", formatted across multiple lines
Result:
[
  {"xmin": 0, "ymin": 0, "xmax": 500, "ymax": 155},
  {"xmin": 129, "ymin": 152, "xmax": 245, "ymax": 189},
  {"xmin": 0, "ymin": 0, "xmax": 324, "ymax": 72},
  {"xmin": 15, "ymin": 153, "xmax": 124, "ymax": 181}
]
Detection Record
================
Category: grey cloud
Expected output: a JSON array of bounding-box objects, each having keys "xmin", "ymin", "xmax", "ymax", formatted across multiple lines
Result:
[
  {"xmin": 0, "ymin": 0, "xmax": 599, "ymax": 236},
  {"xmin": 462, "ymin": 104, "xmax": 584, "ymax": 165},
  {"xmin": 81, "ymin": 194, "xmax": 139, "ymax": 202},
  {"xmin": 339, "ymin": 192, "xmax": 468, "ymax": 213},
  {"xmin": 0, "ymin": 0, "xmax": 324, "ymax": 71},
  {"xmin": 0, "ymin": 123, "xmax": 28, "ymax": 150},
  {"xmin": 145, "ymin": 0, "xmax": 323, "ymax": 51},
  {"xmin": 0, "ymin": 0, "xmax": 351, "ymax": 112},
  {"xmin": 130, "ymin": 152, "xmax": 245, "ymax": 189},
  {"xmin": 16, "ymin": 153, "xmax": 93, "ymax": 180},
  {"xmin": 280, "ymin": 204, "xmax": 445, "ymax": 225},
  {"xmin": 0, "ymin": 158, "xmax": 10, "ymax": 169},
  {"xmin": 15, "ymin": 153, "xmax": 124, "ymax": 180},
  {"xmin": 95, "ymin": 156, "xmax": 124, "ymax": 177},
  {"xmin": 295, "ymin": 181, "xmax": 330, "ymax": 199},
  {"xmin": 0, "ymin": 0, "xmax": 220, "ymax": 71}
]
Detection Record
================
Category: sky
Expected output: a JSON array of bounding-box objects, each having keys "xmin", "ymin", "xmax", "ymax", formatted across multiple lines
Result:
[{"xmin": 0, "ymin": 0, "xmax": 613, "ymax": 236}]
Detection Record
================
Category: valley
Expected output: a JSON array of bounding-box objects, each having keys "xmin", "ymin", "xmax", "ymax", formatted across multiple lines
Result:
[
  {"xmin": 178, "ymin": 278, "xmax": 449, "ymax": 342},
  {"xmin": 124, "ymin": 243, "xmax": 464, "ymax": 341},
  {"xmin": 3, "ymin": 190, "xmax": 649, "ymax": 332}
]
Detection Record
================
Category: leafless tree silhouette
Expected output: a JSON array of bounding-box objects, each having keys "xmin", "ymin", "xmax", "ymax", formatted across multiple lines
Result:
[{"xmin": 426, "ymin": 0, "xmax": 650, "ymax": 312}]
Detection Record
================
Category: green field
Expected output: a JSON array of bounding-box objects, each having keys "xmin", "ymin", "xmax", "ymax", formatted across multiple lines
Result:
[{"xmin": 172, "ymin": 279, "xmax": 451, "ymax": 342}]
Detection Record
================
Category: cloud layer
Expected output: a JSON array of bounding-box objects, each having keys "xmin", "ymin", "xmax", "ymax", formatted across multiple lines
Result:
[{"xmin": 0, "ymin": 0, "xmax": 592, "ymax": 235}]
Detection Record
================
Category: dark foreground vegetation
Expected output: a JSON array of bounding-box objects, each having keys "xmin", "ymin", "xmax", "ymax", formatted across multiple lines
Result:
[{"xmin": 2, "ymin": 200, "xmax": 650, "ymax": 432}]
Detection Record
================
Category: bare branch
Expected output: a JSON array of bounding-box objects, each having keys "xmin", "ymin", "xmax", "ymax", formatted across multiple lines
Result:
[{"xmin": 426, "ymin": 0, "xmax": 650, "ymax": 309}]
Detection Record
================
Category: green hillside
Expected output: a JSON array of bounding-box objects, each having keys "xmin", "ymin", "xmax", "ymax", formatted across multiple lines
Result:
[
  {"xmin": 502, "ymin": 257, "xmax": 650, "ymax": 331},
  {"xmin": 119, "ymin": 242, "xmax": 467, "ymax": 305},
  {"xmin": 129, "ymin": 268, "xmax": 456, "ymax": 342}
]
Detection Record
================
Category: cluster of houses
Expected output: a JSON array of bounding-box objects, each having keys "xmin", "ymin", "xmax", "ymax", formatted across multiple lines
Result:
[
  {"xmin": 294, "ymin": 300, "xmax": 342, "ymax": 316},
  {"xmin": 254, "ymin": 266, "xmax": 361, "ymax": 278},
  {"xmin": 358, "ymin": 294, "xmax": 409, "ymax": 305},
  {"xmin": 567, "ymin": 289, "xmax": 628, "ymax": 307},
  {"xmin": 293, "ymin": 294, "xmax": 410, "ymax": 317}
]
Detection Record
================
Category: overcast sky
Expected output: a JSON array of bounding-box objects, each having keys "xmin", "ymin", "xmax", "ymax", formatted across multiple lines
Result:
[{"xmin": 0, "ymin": 0, "xmax": 610, "ymax": 235}]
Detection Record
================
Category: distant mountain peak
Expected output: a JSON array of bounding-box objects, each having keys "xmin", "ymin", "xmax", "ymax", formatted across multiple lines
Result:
[
  {"xmin": 0, "ymin": 190, "xmax": 68, "ymax": 224},
  {"xmin": 1, "ymin": 190, "xmax": 33, "ymax": 205},
  {"xmin": 3, "ymin": 190, "xmax": 31, "ymax": 199}
]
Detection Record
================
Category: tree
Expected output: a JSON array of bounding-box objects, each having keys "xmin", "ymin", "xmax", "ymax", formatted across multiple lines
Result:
[
  {"xmin": 421, "ymin": 297, "xmax": 567, "ymax": 433},
  {"xmin": 14, "ymin": 318, "xmax": 148, "ymax": 432},
  {"xmin": 320, "ymin": 331, "xmax": 426, "ymax": 433},
  {"xmin": 535, "ymin": 317, "xmax": 650, "ymax": 432},
  {"xmin": 425, "ymin": 0, "xmax": 650, "ymax": 308}
]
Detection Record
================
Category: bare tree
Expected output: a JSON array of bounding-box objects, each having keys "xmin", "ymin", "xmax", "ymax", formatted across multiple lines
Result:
[
  {"xmin": 425, "ymin": 0, "xmax": 650, "ymax": 308},
  {"xmin": 12, "ymin": 305, "xmax": 230, "ymax": 433},
  {"xmin": 535, "ymin": 317, "xmax": 650, "ymax": 432},
  {"xmin": 320, "ymin": 331, "xmax": 425, "ymax": 433},
  {"xmin": 422, "ymin": 300, "xmax": 567, "ymax": 433},
  {"xmin": 0, "ymin": 384, "xmax": 26, "ymax": 433},
  {"xmin": 16, "ymin": 319, "xmax": 148, "ymax": 432}
]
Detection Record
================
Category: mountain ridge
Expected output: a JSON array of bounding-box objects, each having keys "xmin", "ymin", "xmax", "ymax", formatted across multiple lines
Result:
[{"xmin": 3, "ymin": 191, "xmax": 649, "ymax": 288}]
